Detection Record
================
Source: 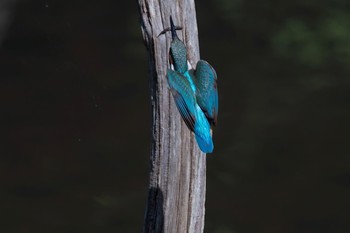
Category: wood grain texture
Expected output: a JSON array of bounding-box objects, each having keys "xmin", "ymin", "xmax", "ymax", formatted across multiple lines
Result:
[{"xmin": 137, "ymin": 0, "xmax": 206, "ymax": 233}]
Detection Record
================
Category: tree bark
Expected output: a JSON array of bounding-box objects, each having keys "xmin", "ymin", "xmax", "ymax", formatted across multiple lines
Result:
[{"xmin": 137, "ymin": 1, "xmax": 206, "ymax": 233}]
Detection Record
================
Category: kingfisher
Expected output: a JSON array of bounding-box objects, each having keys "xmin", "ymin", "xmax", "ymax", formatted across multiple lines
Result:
[{"xmin": 158, "ymin": 16, "xmax": 218, "ymax": 153}]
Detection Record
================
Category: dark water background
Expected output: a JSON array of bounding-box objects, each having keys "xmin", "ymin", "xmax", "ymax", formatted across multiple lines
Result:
[{"xmin": 0, "ymin": 0, "xmax": 349, "ymax": 232}]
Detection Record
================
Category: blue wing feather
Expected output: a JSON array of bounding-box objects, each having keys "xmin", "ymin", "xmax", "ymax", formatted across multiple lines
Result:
[
  {"xmin": 194, "ymin": 60, "xmax": 219, "ymax": 126},
  {"xmin": 167, "ymin": 69, "xmax": 214, "ymax": 153},
  {"xmin": 167, "ymin": 69, "xmax": 196, "ymax": 131}
]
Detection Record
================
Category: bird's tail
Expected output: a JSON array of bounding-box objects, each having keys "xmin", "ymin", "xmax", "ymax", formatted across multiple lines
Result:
[{"xmin": 194, "ymin": 105, "xmax": 214, "ymax": 153}]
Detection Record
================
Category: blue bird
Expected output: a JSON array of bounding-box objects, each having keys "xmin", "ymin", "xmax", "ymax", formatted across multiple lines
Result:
[{"xmin": 158, "ymin": 16, "xmax": 218, "ymax": 153}]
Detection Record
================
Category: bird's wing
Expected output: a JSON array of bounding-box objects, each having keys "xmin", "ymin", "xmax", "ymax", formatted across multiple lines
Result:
[
  {"xmin": 194, "ymin": 60, "xmax": 218, "ymax": 126},
  {"xmin": 167, "ymin": 69, "xmax": 197, "ymax": 131}
]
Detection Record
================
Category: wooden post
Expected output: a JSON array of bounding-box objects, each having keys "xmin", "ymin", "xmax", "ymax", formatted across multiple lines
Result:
[{"xmin": 137, "ymin": 1, "xmax": 206, "ymax": 233}]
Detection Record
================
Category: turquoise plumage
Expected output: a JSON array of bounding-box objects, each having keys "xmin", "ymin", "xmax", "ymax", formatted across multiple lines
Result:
[
  {"xmin": 159, "ymin": 16, "xmax": 188, "ymax": 74},
  {"xmin": 193, "ymin": 60, "xmax": 218, "ymax": 126},
  {"xmin": 158, "ymin": 16, "xmax": 218, "ymax": 153},
  {"xmin": 167, "ymin": 70, "xmax": 214, "ymax": 153}
]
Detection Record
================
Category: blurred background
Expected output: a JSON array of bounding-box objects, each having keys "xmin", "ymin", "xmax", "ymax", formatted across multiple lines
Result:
[{"xmin": 0, "ymin": 0, "xmax": 349, "ymax": 232}]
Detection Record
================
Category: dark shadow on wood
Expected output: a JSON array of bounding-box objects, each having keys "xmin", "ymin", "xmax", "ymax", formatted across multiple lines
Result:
[{"xmin": 143, "ymin": 186, "xmax": 164, "ymax": 233}]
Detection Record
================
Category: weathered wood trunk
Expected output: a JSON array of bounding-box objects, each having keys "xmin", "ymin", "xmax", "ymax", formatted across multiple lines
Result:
[{"xmin": 137, "ymin": 1, "xmax": 206, "ymax": 233}]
